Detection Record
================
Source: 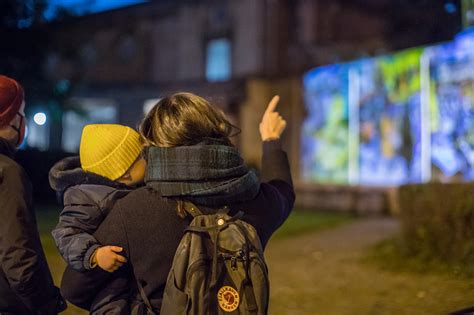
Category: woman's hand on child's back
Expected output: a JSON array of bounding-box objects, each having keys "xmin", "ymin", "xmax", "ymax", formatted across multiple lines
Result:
[{"xmin": 93, "ymin": 246, "xmax": 127, "ymax": 272}]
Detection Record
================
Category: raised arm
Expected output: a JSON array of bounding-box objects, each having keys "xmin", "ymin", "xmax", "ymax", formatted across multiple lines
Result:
[
  {"xmin": 245, "ymin": 96, "xmax": 295, "ymax": 246},
  {"xmin": 259, "ymin": 95, "xmax": 293, "ymax": 186}
]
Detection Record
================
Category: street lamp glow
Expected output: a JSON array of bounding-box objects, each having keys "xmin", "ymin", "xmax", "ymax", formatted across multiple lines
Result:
[{"xmin": 33, "ymin": 112, "xmax": 47, "ymax": 126}]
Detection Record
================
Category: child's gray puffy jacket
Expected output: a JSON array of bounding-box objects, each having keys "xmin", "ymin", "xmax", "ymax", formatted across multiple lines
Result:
[{"xmin": 49, "ymin": 156, "xmax": 131, "ymax": 272}]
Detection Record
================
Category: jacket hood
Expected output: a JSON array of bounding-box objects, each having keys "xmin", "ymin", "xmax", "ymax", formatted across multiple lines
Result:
[{"xmin": 49, "ymin": 156, "xmax": 127, "ymax": 193}]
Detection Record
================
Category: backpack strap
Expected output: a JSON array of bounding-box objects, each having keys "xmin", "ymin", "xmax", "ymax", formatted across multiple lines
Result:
[
  {"xmin": 183, "ymin": 201, "xmax": 203, "ymax": 217},
  {"xmin": 235, "ymin": 221, "xmax": 259, "ymax": 313},
  {"xmin": 183, "ymin": 201, "xmax": 234, "ymax": 218},
  {"xmin": 185, "ymin": 210, "xmax": 243, "ymax": 233},
  {"xmin": 135, "ymin": 278, "xmax": 156, "ymax": 315},
  {"xmin": 132, "ymin": 203, "xmax": 205, "ymax": 314}
]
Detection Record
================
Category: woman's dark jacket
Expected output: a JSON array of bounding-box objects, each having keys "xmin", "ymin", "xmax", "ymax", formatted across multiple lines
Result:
[
  {"xmin": 62, "ymin": 139, "xmax": 295, "ymax": 313},
  {"xmin": 49, "ymin": 157, "xmax": 130, "ymax": 272},
  {"xmin": 0, "ymin": 139, "xmax": 65, "ymax": 314}
]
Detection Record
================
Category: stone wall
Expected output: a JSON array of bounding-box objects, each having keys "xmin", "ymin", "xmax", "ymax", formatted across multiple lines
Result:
[{"xmin": 295, "ymin": 182, "xmax": 394, "ymax": 216}]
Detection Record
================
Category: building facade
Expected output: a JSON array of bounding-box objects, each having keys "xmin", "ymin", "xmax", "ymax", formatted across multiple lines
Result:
[{"xmin": 32, "ymin": 0, "xmax": 460, "ymax": 211}]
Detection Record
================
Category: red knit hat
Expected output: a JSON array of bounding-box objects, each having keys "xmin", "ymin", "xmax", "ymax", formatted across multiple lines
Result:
[{"xmin": 0, "ymin": 75, "xmax": 24, "ymax": 127}]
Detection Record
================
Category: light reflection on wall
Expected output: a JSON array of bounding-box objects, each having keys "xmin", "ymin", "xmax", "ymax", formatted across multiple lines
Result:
[
  {"xmin": 302, "ymin": 30, "xmax": 474, "ymax": 185},
  {"xmin": 428, "ymin": 31, "xmax": 474, "ymax": 181},
  {"xmin": 206, "ymin": 38, "xmax": 232, "ymax": 82},
  {"xmin": 143, "ymin": 98, "xmax": 161, "ymax": 115},
  {"xmin": 355, "ymin": 48, "xmax": 423, "ymax": 185},
  {"xmin": 301, "ymin": 64, "xmax": 349, "ymax": 183}
]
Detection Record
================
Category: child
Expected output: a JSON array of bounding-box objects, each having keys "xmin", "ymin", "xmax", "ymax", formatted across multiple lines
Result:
[{"xmin": 49, "ymin": 124, "xmax": 146, "ymax": 313}]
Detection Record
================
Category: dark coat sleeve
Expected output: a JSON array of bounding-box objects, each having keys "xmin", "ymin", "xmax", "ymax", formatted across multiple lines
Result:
[
  {"xmin": 51, "ymin": 186, "xmax": 104, "ymax": 272},
  {"xmin": 0, "ymin": 162, "xmax": 64, "ymax": 313},
  {"xmin": 261, "ymin": 139, "xmax": 295, "ymax": 220},
  {"xmin": 59, "ymin": 203, "xmax": 131, "ymax": 308},
  {"xmin": 244, "ymin": 139, "xmax": 295, "ymax": 247}
]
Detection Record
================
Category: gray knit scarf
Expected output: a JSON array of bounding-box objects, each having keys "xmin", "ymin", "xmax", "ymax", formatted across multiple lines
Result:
[{"xmin": 145, "ymin": 139, "xmax": 260, "ymax": 207}]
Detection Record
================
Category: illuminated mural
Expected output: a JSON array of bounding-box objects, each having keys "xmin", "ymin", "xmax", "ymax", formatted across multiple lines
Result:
[
  {"xmin": 302, "ymin": 30, "xmax": 474, "ymax": 185},
  {"xmin": 428, "ymin": 32, "xmax": 474, "ymax": 180},
  {"xmin": 301, "ymin": 65, "xmax": 349, "ymax": 183},
  {"xmin": 355, "ymin": 48, "xmax": 423, "ymax": 185}
]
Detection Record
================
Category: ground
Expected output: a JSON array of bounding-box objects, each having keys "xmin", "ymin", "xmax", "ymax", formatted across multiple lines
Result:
[
  {"xmin": 37, "ymin": 209, "xmax": 474, "ymax": 315},
  {"xmin": 267, "ymin": 217, "xmax": 474, "ymax": 315}
]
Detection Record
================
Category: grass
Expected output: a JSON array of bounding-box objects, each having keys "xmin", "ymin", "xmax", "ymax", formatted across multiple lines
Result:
[
  {"xmin": 36, "ymin": 204, "xmax": 64, "ymax": 274},
  {"xmin": 271, "ymin": 210, "xmax": 354, "ymax": 240},
  {"xmin": 364, "ymin": 237, "xmax": 474, "ymax": 279},
  {"xmin": 37, "ymin": 205, "xmax": 86, "ymax": 315}
]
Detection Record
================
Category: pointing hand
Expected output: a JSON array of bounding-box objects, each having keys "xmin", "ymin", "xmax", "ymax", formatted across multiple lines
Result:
[{"xmin": 259, "ymin": 95, "xmax": 287, "ymax": 141}]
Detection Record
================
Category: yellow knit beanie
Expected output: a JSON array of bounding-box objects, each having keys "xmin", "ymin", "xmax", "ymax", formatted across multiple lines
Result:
[{"xmin": 80, "ymin": 124, "xmax": 142, "ymax": 181}]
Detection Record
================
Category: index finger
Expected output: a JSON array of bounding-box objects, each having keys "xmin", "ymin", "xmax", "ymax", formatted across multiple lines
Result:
[{"xmin": 264, "ymin": 95, "xmax": 280, "ymax": 115}]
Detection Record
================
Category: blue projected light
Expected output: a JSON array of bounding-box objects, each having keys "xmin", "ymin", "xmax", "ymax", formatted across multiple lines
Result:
[
  {"xmin": 301, "ymin": 64, "xmax": 350, "ymax": 183},
  {"xmin": 445, "ymin": 2, "xmax": 457, "ymax": 14},
  {"xmin": 206, "ymin": 38, "xmax": 232, "ymax": 82},
  {"xmin": 428, "ymin": 33, "xmax": 474, "ymax": 180},
  {"xmin": 354, "ymin": 49, "xmax": 424, "ymax": 185},
  {"xmin": 302, "ymin": 32, "xmax": 474, "ymax": 185},
  {"xmin": 44, "ymin": 0, "xmax": 147, "ymax": 20}
]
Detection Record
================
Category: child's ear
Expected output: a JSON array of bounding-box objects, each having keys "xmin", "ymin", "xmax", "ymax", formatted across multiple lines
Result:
[{"xmin": 117, "ymin": 172, "xmax": 132, "ymax": 184}]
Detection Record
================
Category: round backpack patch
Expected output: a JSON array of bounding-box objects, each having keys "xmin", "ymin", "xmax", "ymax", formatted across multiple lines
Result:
[{"xmin": 217, "ymin": 286, "xmax": 240, "ymax": 312}]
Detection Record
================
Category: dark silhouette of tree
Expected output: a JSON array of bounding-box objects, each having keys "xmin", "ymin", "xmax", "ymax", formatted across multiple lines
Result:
[
  {"xmin": 1, "ymin": 1, "xmax": 50, "ymax": 94},
  {"xmin": 0, "ymin": 0, "xmax": 78, "ymax": 149}
]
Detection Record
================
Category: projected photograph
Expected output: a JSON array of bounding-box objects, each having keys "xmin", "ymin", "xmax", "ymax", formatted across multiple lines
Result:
[
  {"xmin": 301, "ymin": 65, "xmax": 349, "ymax": 183},
  {"xmin": 429, "ymin": 32, "xmax": 474, "ymax": 180},
  {"xmin": 355, "ymin": 48, "xmax": 423, "ymax": 185}
]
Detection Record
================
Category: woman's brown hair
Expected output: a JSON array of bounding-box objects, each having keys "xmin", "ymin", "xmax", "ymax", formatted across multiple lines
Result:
[
  {"xmin": 139, "ymin": 92, "xmax": 238, "ymax": 218},
  {"xmin": 139, "ymin": 92, "xmax": 236, "ymax": 148}
]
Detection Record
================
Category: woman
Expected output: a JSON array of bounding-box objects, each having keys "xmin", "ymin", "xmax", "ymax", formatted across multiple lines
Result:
[{"xmin": 61, "ymin": 92, "xmax": 294, "ymax": 313}]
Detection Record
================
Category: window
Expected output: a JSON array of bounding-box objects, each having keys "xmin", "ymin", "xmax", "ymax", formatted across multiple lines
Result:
[
  {"xmin": 118, "ymin": 36, "xmax": 138, "ymax": 62},
  {"xmin": 62, "ymin": 98, "xmax": 118, "ymax": 153},
  {"xmin": 80, "ymin": 43, "xmax": 98, "ymax": 66},
  {"xmin": 205, "ymin": 38, "xmax": 231, "ymax": 82},
  {"xmin": 143, "ymin": 98, "xmax": 161, "ymax": 115}
]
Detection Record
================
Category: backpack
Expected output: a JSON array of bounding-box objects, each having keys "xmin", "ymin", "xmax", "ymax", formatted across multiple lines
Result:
[{"xmin": 137, "ymin": 201, "xmax": 270, "ymax": 314}]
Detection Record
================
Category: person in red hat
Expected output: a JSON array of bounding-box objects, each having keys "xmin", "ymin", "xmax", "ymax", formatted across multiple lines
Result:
[{"xmin": 0, "ymin": 75, "xmax": 66, "ymax": 314}]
